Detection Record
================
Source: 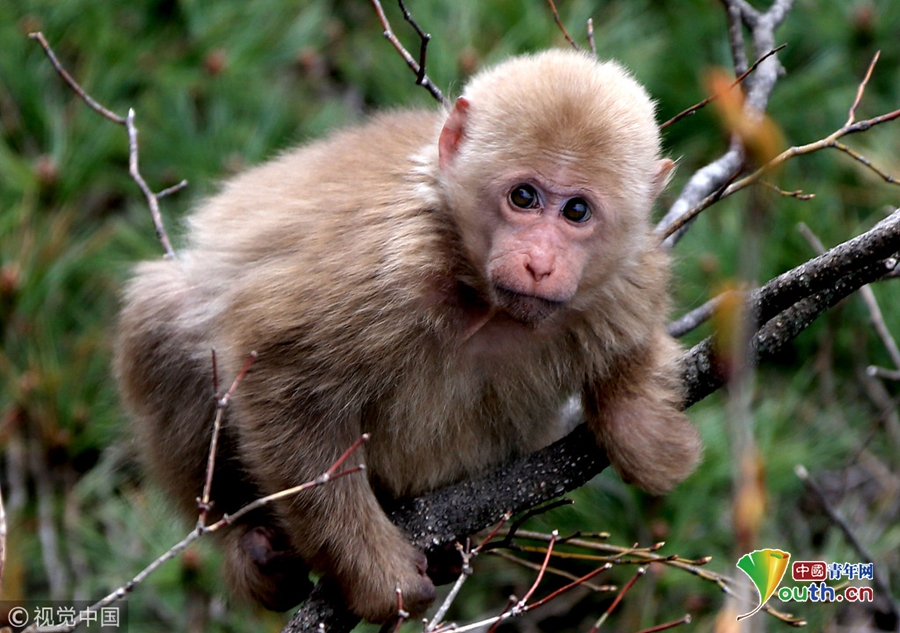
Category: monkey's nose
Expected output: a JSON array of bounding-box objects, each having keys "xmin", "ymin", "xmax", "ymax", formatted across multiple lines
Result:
[{"xmin": 525, "ymin": 259, "xmax": 553, "ymax": 282}]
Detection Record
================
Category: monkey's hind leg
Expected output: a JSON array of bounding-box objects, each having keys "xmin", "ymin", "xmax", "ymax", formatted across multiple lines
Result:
[{"xmin": 222, "ymin": 520, "xmax": 314, "ymax": 612}]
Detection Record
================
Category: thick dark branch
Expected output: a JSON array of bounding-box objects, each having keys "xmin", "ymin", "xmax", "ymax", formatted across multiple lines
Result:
[
  {"xmin": 753, "ymin": 210, "xmax": 900, "ymax": 326},
  {"xmin": 282, "ymin": 209, "xmax": 900, "ymax": 633}
]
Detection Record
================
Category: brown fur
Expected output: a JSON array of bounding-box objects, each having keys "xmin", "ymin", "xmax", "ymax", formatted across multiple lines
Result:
[{"xmin": 115, "ymin": 49, "xmax": 701, "ymax": 623}]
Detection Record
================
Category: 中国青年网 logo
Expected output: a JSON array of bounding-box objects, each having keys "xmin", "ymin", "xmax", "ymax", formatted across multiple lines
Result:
[{"xmin": 735, "ymin": 549, "xmax": 876, "ymax": 620}]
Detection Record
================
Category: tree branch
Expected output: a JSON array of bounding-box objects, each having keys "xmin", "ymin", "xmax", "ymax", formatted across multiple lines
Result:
[{"xmin": 657, "ymin": 0, "xmax": 792, "ymax": 246}]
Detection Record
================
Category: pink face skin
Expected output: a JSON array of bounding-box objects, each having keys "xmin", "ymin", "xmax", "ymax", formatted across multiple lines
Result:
[
  {"xmin": 437, "ymin": 96, "xmax": 646, "ymax": 332},
  {"xmin": 485, "ymin": 169, "xmax": 604, "ymax": 324}
]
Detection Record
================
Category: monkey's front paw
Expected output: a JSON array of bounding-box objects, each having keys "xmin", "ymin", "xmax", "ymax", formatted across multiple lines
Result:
[{"xmin": 345, "ymin": 549, "xmax": 436, "ymax": 623}]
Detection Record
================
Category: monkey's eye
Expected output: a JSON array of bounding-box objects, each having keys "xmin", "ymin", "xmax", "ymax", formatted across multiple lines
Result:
[
  {"xmin": 561, "ymin": 198, "xmax": 592, "ymax": 223},
  {"xmin": 509, "ymin": 184, "xmax": 540, "ymax": 210}
]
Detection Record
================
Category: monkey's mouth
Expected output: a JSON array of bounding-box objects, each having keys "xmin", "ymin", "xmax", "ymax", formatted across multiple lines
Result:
[{"xmin": 494, "ymin": 287, "xmax": 564, "ymax": 325}]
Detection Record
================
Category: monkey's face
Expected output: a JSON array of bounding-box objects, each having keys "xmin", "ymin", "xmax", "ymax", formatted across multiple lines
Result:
[{"xmin": 478, "ymin": 171, "xmax": 611, "ymax": 326}]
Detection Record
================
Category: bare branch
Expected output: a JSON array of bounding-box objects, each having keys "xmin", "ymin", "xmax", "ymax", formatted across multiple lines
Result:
[
  {"xmin": 588, "ymin": 567, "xmax": 646, "ymax": 632},
  {"xmin": 490, "ymin": 550, "xmax": 613, "ymax": 592},
  {"xmin": 369, "ymin": 0, "xmax": 447, "ymax": 105},
  {"xmin": 795, "ymin": 465, "xmax": 899, "ymax": 621},
  {"xmin": 586, "ymin": 18, "xmax": 596, "ymax": 56},
  {"xmin": 425, "ymin": 543, "xmax": 474, "ymax": 631},
  {"xmin": 659, "ymin": 99, "xmax": 900, "ymax": 243},
  {"xmin": 660, "ymin": 166, "xmax": 742, "ymax": 241},
  {"xmin": 28, "ymin": 438, "xmax": 368, "ymax": 633},
  {"xmin": 668, "ymin": 293, "xmax": 727, "ymax": 338},
  {"xmin": 30, "ymin": 32, "xmax": 179, "ymax": 259},
  {"xmin": 28, "ymin": 32, "xmax": 125, "ymax": 124},
  {"xmin": 514, "ymin": 531, "xmax": 557, "ymax": 611},
  {"xmin": 198, "ymin": 351, "xmax": 258, "ymax": 527},
  {"xmin": 759, "ymin": 181, "xmax": 814, "ymax": 199},
  {"xmin": 658, "ymin": 0, "xmax": 792, "ymax": 245},
  {"xmin": 721, "ymin": 0, "xmax": 748, "ymax": 74},
  {"xmin": 847, "ymin": 50, "xmax": 880, "ymax": 126},
  {"xmin": 545, "ymin": 0, "xmax": 581, "ymax": 51},
  {"xmin": 832, "ymin": 141, "xmax": 899, "ymax": 185},
  {"xmin": 398, "ymin": 0, "xmax": 433, "ymax": 87},
  {"xmin": 868, "ymin": 366, "xmax": 900, "ymax": 381},
  {"xmin": 660, "ymin": 44, "xmax": 786, "ymax": 130}
]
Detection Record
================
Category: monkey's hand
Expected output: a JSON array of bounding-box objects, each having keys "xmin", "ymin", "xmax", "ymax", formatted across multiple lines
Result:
[{"xmin": 585, "ymin": 331, "xmax": 702, "ymax": 495}]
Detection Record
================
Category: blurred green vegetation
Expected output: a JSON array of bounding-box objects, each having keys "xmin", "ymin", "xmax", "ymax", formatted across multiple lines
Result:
[{"xmin": 1, "ymin": 0, "xmax": 899, "ymax": 631}]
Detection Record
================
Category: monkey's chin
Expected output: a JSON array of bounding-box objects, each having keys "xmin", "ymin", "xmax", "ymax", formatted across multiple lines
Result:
[{"xmin": 494, "ymin": 287, "xmax": 564, "ymax": 326}]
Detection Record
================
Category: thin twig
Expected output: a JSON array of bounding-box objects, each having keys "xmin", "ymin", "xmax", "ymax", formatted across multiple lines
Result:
[
  {"xmin": 657, "ymin": 0, "xmax": 792, "ymax": 246},
  {"xmin": 661, "ymin": 44, "xmax": 786, "ymax": 129},
  {"xmin": 482, "ymin": 498, "xmax": 573, "ymax": 552},
  {"xmin": 397, "ymin": 0, "xmax": 430, "ymax": 86},
  {"xmin": 661, "ymin": 167, "xmax": 742, "ymax": 240},
  {"xmin": 433, "ymin": 535, "xmax": 612, "ymax": 633},
  {"xmin": 666, "ymin": 293, "xmax": 727, "ymax": 338},
  {"xmin": 588, "ymin": 567, "xmax": 646, "ymax": 632},
  {"xmin": 501, "ymin": 530, "xmax": 803, "ymax": 625},
  {"xmin": 759, "ymin": 181, "xmax": 815, "ymax": 199},
  {"xmin": 157, "ymin": 179, "xmax": 189, "ymax": 199},
  {"xmin": 661, "ymin": 100, "xmax": 900, "ymax": 241},
  {"xmin": 426, "ymin": 544, "xmax": 474, "ymax": 631},
  {"xmin": 369, "ymin": 0, "xmax": 447, "ymax": 105},
  {"xmin": 523, "ymin": 563, "xmax": 612, "ymax": 610},
  {"xmin": 515, "ymin": 530, "xmax": 558, "ymax": 611},
  {"xmin": 832, "ymin": 141, "xmax": 899, "ymax": 184},
  {"xmin": 489, "ymin": 550, "xmax": 613, "ymax": 592},
  {"xmin": 586, "ymin": 18, "xmax": 596, "ymax": 56},
  {"xmin": 847, "ymin": 50, "xmax": 880, "ymax": 126},
  {"xmin": 392, "ymin": 587, "xmax": 409, "ymax": 630},
  {"xmin": 868, "ymin": 366, "xmax": 900, "ymax": 381},
  {"xmin": 635, "ymin": 614, "xmax": 692, "ymax": 633},
  {"xmin": 475, "ymin": 512, "xmax": 512, "ymax": 552},
  {"xmin": 28, "ymin": 32, "xmax": 124, "ymax": 123},
  {"xmin": 29, "ymin": 32, "xmax": 178, "ymax": 258},
  {"xmin": 198, "ymin": 351, "xmax": 258, "ymax": 527},
  {"xmin": 27, "ymin": 439, "xmax": 368, "ymax": 633},
  {"xmin": 545, "ymin": 0, "xmax": 581, "ymax": 50},
  {"xmin": 795, "ymin": 465, "xmax": 899, "ymax": 622}
]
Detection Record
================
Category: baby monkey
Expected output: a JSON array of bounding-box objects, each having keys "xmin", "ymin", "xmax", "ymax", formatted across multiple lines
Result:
[{"xmin": 116, "ymin": 49, "xmax": 701, "ymax": 622}]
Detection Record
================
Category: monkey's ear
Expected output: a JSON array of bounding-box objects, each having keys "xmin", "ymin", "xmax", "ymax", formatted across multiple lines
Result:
[
  {"xmin": 438, "ymin": 97, "xmax": 470, "ymax": 171},
  {"xmin": 652, "ymin": 158, "xmax": 676, "ymax": 199}
]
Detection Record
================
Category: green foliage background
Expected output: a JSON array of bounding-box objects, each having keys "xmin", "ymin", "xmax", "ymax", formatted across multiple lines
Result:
[{"xmin": 1, "ymin": 0, "xmax": 899, "ymax": 631}]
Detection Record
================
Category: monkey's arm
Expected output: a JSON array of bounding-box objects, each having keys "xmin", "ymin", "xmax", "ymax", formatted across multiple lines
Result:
[{"xmin": 583, "ymin": 328, "xmax": 702, "ymax": 495}]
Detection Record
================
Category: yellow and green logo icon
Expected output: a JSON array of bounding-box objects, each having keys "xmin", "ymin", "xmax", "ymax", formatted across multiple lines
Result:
[{"xmin": 735, "ymin": 548, "xmax": 791, "ymax": 620}]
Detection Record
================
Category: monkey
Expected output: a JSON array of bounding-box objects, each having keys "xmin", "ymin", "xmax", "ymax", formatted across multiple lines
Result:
[{"xmin": 114, "ymin": 48, "xmax": 702, "ymax": 623}]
